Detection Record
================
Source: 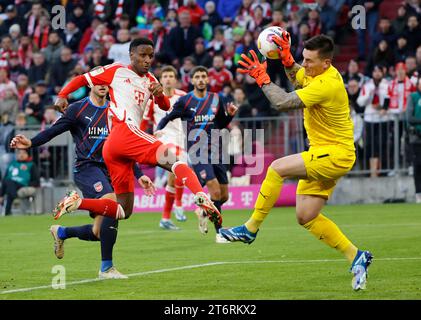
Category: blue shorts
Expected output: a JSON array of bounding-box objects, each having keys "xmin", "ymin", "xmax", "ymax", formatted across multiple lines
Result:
[
  {"xmin": 193, "ymin": 163, "xmax": 228, "ymax": 186},
  {"xmin": 74, "ymin": 162, "xmax": 114, "ymax": 199}
]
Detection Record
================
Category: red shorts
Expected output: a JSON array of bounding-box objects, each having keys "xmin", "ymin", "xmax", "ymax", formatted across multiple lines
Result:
[{"xmin": 103, "ymin": 122, "xmax": 163, "ymax": 194}]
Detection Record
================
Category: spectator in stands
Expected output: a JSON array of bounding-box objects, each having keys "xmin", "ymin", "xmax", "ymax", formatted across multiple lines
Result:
[
  {"xmin": 178, "ymin": 0, "xmax": 205, "ymax": 27},
  {"xmin": 373, "ymin": 17, "xmax": 397, "ymax": 50},
  {"xmin": 243, "ymin": 74, "xmax": 272, "ymax": 118},
  {"xmin": 41, "ymin": 31, "xmax": 64, "ymax": 65},
  {"xmin": 388, "ymin": 62, "xmax": 416, "ymax": 172},
  {"xmin": 207, "ymin": 26, "xmax": 225, "ymax": 56},
  {"xmin": 49, "ymin": 46, "xmax": 77, "ymax": 95},
  {"xmin": 24, "ymin": 92, "xmax": 44, "ymax": 125},
  {"xmin": 0, "ymin": 35, "xmax": 14, "ymax": 59},
  {"xmin": 234, "ymin": 87, "xmax": 252, "ymax": 118},
  {"xmin": 41, "ymin": 105, "xmax": 60, "ymax": 126},
  {"xmin": 317, "ymin": 0, "xmax": 337, "ymax": 38},
  {"xmin": 366, "ymin": 40, "xmax": 395, "ymax": 75},
  {"xmin": 357, "ymin": 65, "xmax": 390, "ymax": 177},
  {"xmin": 24, "ymin": 1, "xmax": 45, "ymax": 38},
  {"xmin": 349, "ymin": 0, "xmax": 383, "ymax": 61},
  {"xmin": 112, "ymin": 14, "xmax": 131, "ymax": 38},
  {"xmin": 69, "ymin": 4, "xmax": 90, "ymax": 34},
  {"xmin": 342, "ymin": 59, "xmax": 366, "ymax": 87},
  {"xmin": 208, "ymin": 55, "xmax": 233, "ymax": 93},
  {"xmin": 388, "ymin": 62, "xmax": 416, "ymax": 117},
  {"xmin": 192, "ymin": 37, "xmax": 212, "ymax": 68},
  {"xmin": 0, "ymin": 149, "xmax": 39, "ymax": 216},
  {"xmin": 32, "ymin": 13, "xmax": 51, "ymax": 51},
  {"xmin": 293, "ymin": 23, "xmax": 311, "ymax": 62},
  {"xmin": 201, "ymin": 1, "xmax": 223, "ymax": 29},
  {"xmin": 303, "ymin": 7, "xmax": 322, "ymax": 38},
  {"xmin": 347, "ymin": 78, "xmax": 364, "ymax": 115},
  {"xmin": 34, "ymin": 80, "xmax": 52, "ymax": 107},
  {"xmin": 108, "ymin": 29, "xmax": 131, "ymax": 65},
  {"xmin": 392, "ymin": 6, "xmax": 408, "ymax": 35},
  {"xmin": 148, "ymin": 17, "xmax": 170, "ymax": 64},
  {"xmin": 28, "ymin": 52, "xmax": 48, "ymax": 85},
  {"xmin": 249, "ymin": 5, "xmax": 272, "ymax": 31},
  {"xmin": 179, "ymin": 56, "xmax": 196, "ymax": 92},
  {"xmin": 406, "ymin": 56, "xmax": 419, "ymax": 85},
  {"xmin": 9, "ymin": 24, "xmax": 22, "ymax": 51},
  {"xmin": 403, "ymin": 15, "xmax": 421, "ymax": 53},
  {"xmin": 87, "ymin": 47, "xmax": 112, "ymax": 69},
  {"xmin": 17, "ymin": 35, "xmax": 33, "ymax": 70},
  {"xmin": 164, "ymin": 8, "xmax": 179, "ymax": 30},
  {"xmin": 394, "ymin": 36, "xmax": 412, "ymax": 63},
  {"xmin": 268, "ymin": 9, "xmax": 287, "ymax": 28},
  {"xmin": 0, "ymin": 88, "xmax": 18, "ymax": 124},
  {"xmin": 78, "ymin": 17, "xmax": 103, "ymax": 54},
  {"xmin": 136, "ymin": 0, "xmax": 165, "ymax": 30},
  {"xmin": 1, "ymin": 5, "xmax": 21, "ymax": 38},
  {"xmin": 167, "ymin": 10, "xmax": 201, "ymax": 67},
  {"xmin": 406, "ymin": 77, "xmax": 421, "ymax": 203},
  {"xmin": 0, "ymin": 68, "xmax": 17, "ymax": 100},
  {"xmin": 87, "ymin": 23, "xmax": 110, "ymax": 51},
  {"xmin": 15, "ymin": 74, "xmax": 30, "ymax": 110},
  {"xmin": 62, "ymin": 18, "xmax": 82, "ymax": 53},
  {"xmin": 8, "ymin": 52, "xmax": 27, "ymax": 83}
]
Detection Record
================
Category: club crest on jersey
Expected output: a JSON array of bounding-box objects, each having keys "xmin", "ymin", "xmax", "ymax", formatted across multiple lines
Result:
[
  {"xmin": 94, "ymin": 181, "xmax": 103, "ymax": 192},
  {"xmin": 200, "ymin": 170, "xmax": 207, "ymax": 180}
]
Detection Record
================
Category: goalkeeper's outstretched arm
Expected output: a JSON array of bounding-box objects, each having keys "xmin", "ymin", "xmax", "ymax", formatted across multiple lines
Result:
[{"xmin": 261, "ymin": 82, "xmax": 305, "ymax": 112}]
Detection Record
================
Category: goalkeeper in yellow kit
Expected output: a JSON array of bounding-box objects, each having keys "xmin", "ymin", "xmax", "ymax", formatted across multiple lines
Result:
[{"xmin": 220, "ymin": 34, "xmax": 373, "ymax": 291}]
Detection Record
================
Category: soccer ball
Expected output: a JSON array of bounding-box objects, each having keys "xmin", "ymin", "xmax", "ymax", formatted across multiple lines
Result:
[{"xmin": 257, "ymin": 26, "xmax": 290, "ymax": 60}]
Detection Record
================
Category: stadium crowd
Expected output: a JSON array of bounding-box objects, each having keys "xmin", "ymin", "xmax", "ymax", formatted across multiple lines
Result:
[{"xmin": 0, "ymin": 0, "xmax": 420, "ymax": 202}]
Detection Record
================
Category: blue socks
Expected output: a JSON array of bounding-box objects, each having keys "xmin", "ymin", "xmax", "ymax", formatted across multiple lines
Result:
[
  {"xmin": 100, "ymin": 217, "xmax": 118, "ymax": 272},
  {"xmin": 57, "ymin": 217, "xmax": 118, "ymax": 273},
  {"xmin": 58, "ymin": 225, "xmax": 99, "ymax": 241}
]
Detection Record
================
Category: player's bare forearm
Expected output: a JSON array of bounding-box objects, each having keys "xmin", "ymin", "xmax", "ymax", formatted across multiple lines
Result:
[
  {"xmin": 261, "ymin": 82, "xmax": 305, "ymax": 111},
  {"xmin": 284, "ymin": 63, "xmax": 303, "ymax": 89}
]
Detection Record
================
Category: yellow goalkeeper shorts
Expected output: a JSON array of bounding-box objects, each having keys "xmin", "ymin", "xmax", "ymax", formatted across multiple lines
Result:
[{"xmin": 297, "ymin": 145, "xmax": 356, "ymax": 199}]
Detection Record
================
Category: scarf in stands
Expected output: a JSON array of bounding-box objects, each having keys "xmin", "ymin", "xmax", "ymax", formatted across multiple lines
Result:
[
  {"xmin": 27, "ymin": 14, "xmax": 37, "ymax": 37},
  {"xmin": 94, "ymin": 0, "xmax": 124, "ymax": 20},
  {"xmin": 388, "ymin": 77, "xmax": 415, "ymax": 112},
  {"xmin": 33, "ymin": 25, "xmax": 50, "ymax": 50},
  {"xmin": 18, "ymin": 43, "xmax": 33, "ymax": 69}
]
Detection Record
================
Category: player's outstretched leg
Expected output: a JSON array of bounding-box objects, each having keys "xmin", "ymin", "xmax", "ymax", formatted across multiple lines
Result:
[
  {"xmin": 171, "ymin": 161, "xmax": 222, "ymax": 225},
  {"xmin": 50, "ymin": 225, "xmax": 65, "ymax": 259},
  {"xmin": 220, "ymin": 166, "xmax": 283, "ymax": 243},
  {"xmin": 53, "ymin": 191, "xmax": 126, "ymax": 220},
  {"xmin": 195, "ymin": 208, "xmax": 208, "ymax": 234}
]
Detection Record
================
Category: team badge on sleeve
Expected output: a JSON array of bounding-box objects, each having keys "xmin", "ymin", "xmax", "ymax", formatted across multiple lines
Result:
[{"xmin": 94, "ymin": 181, "xmax": 104, "ymax": 193}]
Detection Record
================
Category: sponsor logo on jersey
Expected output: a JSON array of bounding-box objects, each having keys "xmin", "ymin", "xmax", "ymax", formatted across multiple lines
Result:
[
  {"xmin": 94, "ymin": 181, "xmax": 103, "ymax": 192},
  {"xmin": 194, "ymin": 114, "xmax": 215, "ymax": 123}
]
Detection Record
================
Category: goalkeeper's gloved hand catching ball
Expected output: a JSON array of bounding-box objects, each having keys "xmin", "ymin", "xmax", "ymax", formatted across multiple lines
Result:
[
  {"xmin": 272, "ymin": 30, "xmax": 295, "ymax": 68},
  {"xmin": 237, "ymin": 50, "xmax": 271, "ymax": 88}
]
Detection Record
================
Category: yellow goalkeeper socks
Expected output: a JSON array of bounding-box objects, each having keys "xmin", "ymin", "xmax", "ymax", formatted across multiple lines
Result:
[
  {"xmin": 245, "ymin": 167, "xmax": 283, "ymax": 233},
  {"xmin": 303, "ymin": 213, "xmax": 358, "ymax": 263}
]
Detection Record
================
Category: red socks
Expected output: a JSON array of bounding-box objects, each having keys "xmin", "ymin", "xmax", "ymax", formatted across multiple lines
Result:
[
  {"xmin": 174, "ymin": 177, "xmax": 184, "ymax": 207},
  {"xmin": 79, "ymin": 198, "xmax": 125, "ymax": 219},
  {"xmin": 172, "ymin": 162, "xmax": 203, "ymax": 194},
  {"xmin": 163, "ymin": 186, "xmax": 175, "ymax": 219}
]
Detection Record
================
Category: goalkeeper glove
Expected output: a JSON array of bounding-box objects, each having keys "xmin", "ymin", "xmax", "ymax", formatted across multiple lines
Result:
[
  {"xmin": 237, "ymin": 50, "xmax": 271, "ymax": 87},
  {"xmin": 272, "ymin": 31, "xmax": 295, "ymax": 68}
]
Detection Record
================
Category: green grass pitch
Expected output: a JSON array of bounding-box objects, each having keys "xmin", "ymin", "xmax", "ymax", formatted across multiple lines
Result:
[{"xmin": 1, "ymin": 203, "xmax": 420, "ymax": 300}]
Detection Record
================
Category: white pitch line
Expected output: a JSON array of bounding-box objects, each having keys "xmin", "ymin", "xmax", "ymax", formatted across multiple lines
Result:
[{"xmin": 1, "ymin": 257, "xmax": 421, "ymax": 295}]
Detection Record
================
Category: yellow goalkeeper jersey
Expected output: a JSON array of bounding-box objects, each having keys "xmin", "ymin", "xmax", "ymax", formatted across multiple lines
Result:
[{"xmin": 295, "ymin": 65, "xmax": 355, "ymax": 151}]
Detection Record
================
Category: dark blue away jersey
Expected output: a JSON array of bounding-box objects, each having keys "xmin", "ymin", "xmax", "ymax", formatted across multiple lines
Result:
[
  {"xmin": 156, "ymin": 92, "xmax": 233, "ymax": 163},
  {"xmin": 31, "ymin": 97, "xmax": 109, "ymax": 167}
]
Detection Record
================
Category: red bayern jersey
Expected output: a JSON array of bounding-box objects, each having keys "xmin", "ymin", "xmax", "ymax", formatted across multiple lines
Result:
[{"xmin": 208, "ymin": 67, "xmax": 233, "ymax": 93}]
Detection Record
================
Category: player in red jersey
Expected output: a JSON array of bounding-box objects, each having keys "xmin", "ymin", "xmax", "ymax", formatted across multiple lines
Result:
[
  {"xmin": 141, "ymin": 65, "xmax": 187, "ymax": 230},
  {"xmin": 53, "ymin": 38, "xmax": 221, "ymax": 226}
]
